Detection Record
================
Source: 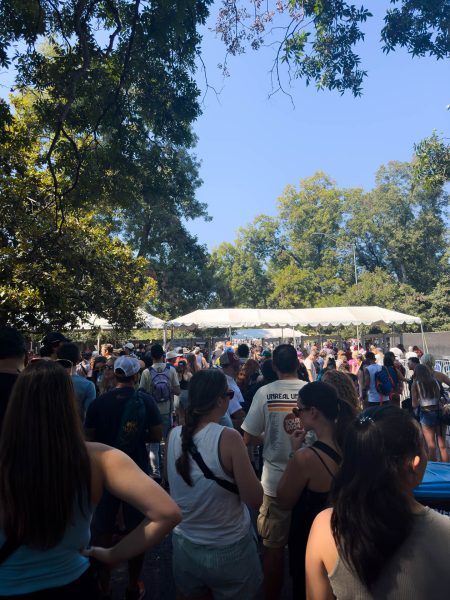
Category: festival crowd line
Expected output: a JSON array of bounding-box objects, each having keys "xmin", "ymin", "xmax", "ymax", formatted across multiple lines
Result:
[{"xmin": 0, "ymin": 328, "xmax": 449, "ymax": 599}]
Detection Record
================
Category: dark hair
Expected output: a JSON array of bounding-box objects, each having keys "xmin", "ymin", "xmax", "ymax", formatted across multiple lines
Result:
[
  {"xmin": 413, "ymin": 364, "xmax": 439, "ymax": 400},
  {"xmin": 0, "ymin": 361, "xmax": 90, "ymax": 549},
  {"xmin": 331, "ymin": 405, "xmax": 423, "ymax": 590},
  {"xmin": 383, "ymin": 351, "xmax": 395, "ymax": 368},
  {"xmin": 176, "ymin": 369, "xmax": 227, "ymax": 486},
  {"xmin": 150, "ymin": 343, "xmax": 164, "ymax": 359},
  {"xmin": 143, "ymin": 351, "xmax": 153, "ymax": 369},
  {"xmin": 57, "ymin": 342, "xmax": 81, "ymax": 365},
  {"xmin": 365, "ymin": 351, "xmax": 375, "ymax": 362},
  {"xmin": 273, "ymin": 344, "xmax": 298, "ymax": 374},
  {"xmin": 299, "ymin": 382, "xmax": 356, "ymax": 448},
  {"xmin": 408, "ymin": 356, "xmax": 420, "ymax": 365},
  {"xmin": 236, "ymin": 358, "xmax": 260, "ymax": 392},
  {"xmin": 237, "ymin": 343, "xmax": 250, "ymax": 359},
  {"xmin": 261, "ymin": 358, "xmax": 277, "ymax": 382},
  {"xmin": 0, "ymin": 327, "xmax": 27, "ymax": 359}
]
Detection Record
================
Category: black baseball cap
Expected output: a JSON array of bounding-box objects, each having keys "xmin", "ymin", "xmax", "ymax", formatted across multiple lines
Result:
[{"xmin": 41, "ymin": 332, "xmax": 71, "ymax": 346}]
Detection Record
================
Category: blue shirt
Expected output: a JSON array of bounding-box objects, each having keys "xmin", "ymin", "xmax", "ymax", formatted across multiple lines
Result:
[
  {"xmin": 0, "ymin": 501, "xmax": 92, "ymax": 594},
  {"xmin": 72, "ymin": 374, "xmax": 96, "ymax": 422}
]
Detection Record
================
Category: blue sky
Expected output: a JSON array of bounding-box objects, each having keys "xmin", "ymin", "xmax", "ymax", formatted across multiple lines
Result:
[{"xmin": 189, "ymin": 2, "xmax": 449, "ymax": 250}]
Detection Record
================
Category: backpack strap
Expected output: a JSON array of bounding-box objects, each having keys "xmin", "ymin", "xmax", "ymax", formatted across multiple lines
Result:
[{"xmin": 188, "ymin": 444, "xmax": 239, "ymax": 495}]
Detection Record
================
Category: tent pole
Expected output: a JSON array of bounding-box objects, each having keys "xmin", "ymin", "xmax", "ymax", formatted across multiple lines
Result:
[
  {"xmin": 420, "ymin": 322, "xmax": 427, "ymax": 353},
  {"xmin": 97, "ymin": 333, "xmax": 101, "ymax": 353},
  {"xmin": 163, "ymin": 325, "xmax": 167, "ymax": 346},
  {"xmin": 228, "ymin": 326, "xmax": 232, "ymax": 340}
]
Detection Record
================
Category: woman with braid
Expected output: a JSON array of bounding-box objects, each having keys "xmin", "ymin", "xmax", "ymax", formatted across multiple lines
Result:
[{"xmin": 166, "ymin": 369, "xmax": 263, "ymax": 600}]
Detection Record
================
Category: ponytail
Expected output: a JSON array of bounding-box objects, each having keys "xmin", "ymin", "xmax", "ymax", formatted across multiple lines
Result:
[
  {"xmin": 299, "ymin": 382, "xmax": 357, "ymax": 450},
  {"xmin": 175, "ymin": 415, "xmax": 201, "ymax": 486},
  {"xmin": 175, "ymin": 369, "xmax": 227, "ymax": 487},
  {"xmin": 331, "ymin": 405, "xmax": 422, "ymax": 590}
]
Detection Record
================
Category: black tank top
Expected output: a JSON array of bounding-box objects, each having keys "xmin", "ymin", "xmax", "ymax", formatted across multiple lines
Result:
[{"xmin": 288, "ymin": 441, "xmax": 341, "ymax": 597}]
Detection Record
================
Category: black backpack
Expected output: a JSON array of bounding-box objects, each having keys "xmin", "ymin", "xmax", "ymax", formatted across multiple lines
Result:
[{"xmin": 115, "ymin": 389, "xmax": 146, "ymax": 456}]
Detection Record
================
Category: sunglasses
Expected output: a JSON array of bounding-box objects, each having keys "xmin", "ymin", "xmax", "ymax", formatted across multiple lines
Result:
[
  {"xmin": 223, "ymin": 390, "xmax": 235, "ymax": 400},
  {"xmin": 105, "ymin": 365, "xmax": 114, "ymax": 370},
  {"xmin": 293, "ymin": 406, "xmax": 311, "ymax": 418}
]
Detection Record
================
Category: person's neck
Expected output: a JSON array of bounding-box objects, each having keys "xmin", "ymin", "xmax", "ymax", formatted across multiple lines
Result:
[
  {"xmin": 312, "ymin": 420, "xmax": 337, "ymax": 448},
  {"xmin": 223, "ymin": 369, "xmax": 235, "ymax": 380},
  {"xmin": 153, "ymin": 359, "xmax": 164, "ymax": 365},
  {"xmin": 277, "ymin": 371, "xmax": 299, "ymax": 381},
  {"xmin": 195, "ymin": 411, "xmax": 221, "ymax": 432},
  {"xmin": 115, "ymin": 382, "xmax": 135, "ymax": 389},
  {"xmin": 0, "ymin": 357, "xmax": 24, "ymax": 373}
]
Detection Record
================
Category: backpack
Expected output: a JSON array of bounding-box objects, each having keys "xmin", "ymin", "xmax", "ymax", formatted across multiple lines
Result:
[
  {"xmin": 375, "ymin": 366, "xmax": 394, "ymax": 397},
  {"xmin": 150, "ymin": 364, "xmax": 172, "ymax": 403},
  {"xmin": 115, "ymin": 390, "xmax": 146, "ymax": 456}
]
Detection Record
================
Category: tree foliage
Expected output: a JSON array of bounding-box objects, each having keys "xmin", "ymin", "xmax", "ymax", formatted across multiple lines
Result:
[
  {"xmin": 0, "ymin": 0, "xmax": 216, "ymax": 328},
  {"xmin": 214, "ymin": 0, "xmax": 450, "ymax": 95},
  {"xmin": 212, "ymin": 158, "xmax": 449, "ymax": 330}
]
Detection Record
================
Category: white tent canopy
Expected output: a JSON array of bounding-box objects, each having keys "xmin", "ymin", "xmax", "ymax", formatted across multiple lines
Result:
[
  {"xmin": 169, "ymin": 306, "xmax": 422, "ymax": 329},
  {"xmin": 233, "ymin": 328, "xmax": 308, "ymax": 339},
  {"xmin": 78, "ymin": 308, "xmax": 166, "ymax": 330}
]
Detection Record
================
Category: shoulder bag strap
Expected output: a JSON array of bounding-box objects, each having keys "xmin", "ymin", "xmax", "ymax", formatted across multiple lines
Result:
[{"xmin": 188, "ymin": 445, "xmax": 239, "ymax": 495}]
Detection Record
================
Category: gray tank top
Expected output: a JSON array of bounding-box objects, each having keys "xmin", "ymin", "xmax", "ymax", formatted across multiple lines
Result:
[{"xmin": 329, "ymin": 508, "xmax": 450, "ymax": 599}]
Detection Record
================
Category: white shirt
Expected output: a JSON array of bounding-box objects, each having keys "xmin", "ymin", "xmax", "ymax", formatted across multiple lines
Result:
[
  {"xmin": 242, "ymin": 378, "xmax": 307, "ymax": 497},
  {"xmin": 168, "ymin": 423, "xmax": 250, "ymax": 545},
  {"xmin": 225, "ymin": 374, "xmax": 245, "ymax": 406},
  {"xmin": 390, "ymin": 347, "xmax": 403, "ymax": 359},
  {"xmin": 303, "ymin": 357, "xmax": 317, "ymax": 381}
]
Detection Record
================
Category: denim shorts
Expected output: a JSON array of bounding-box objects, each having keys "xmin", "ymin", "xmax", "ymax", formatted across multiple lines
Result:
[
  {"xmin": 420, "ymin": 408, "xmax": 440, "ymax": 428},
  {"xmin": 172, "ymin": 527, "xmax": 262, "ymax": 599}
]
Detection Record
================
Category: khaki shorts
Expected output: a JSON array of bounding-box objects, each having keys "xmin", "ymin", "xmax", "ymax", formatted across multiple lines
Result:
[{"xmin": 257, "ymin": 494, "xmax": 291, "ymax": 549}]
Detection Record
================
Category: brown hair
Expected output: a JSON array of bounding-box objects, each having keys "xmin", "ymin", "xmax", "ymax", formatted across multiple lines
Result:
[
  {"xmin": 322, "ymin": 369, "xmax": 360, "ymax": 410},
  {"xmin": 176, "ymin": 369, "xmax": 227, "ymax": 486},
  {"xmin": 0, "ymin": 360, "xmax": 91, "ymax": 549},
  {"xmin": 236, "ymin": 358, "xmax": 260, "ymax": 393}
]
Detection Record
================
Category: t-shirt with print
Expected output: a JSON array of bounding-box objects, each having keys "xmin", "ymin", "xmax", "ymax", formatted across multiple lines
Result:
[
  {"xmin": 303, "ymin": 358, "xmax": 317, "ymax": 381},
  {"xmin": 139, "ymin": 362, "xmax": 179, "ymax": 416},
  {"xmin": 242, "ymin": 378, "xmax": 307, "ymax": 497}
]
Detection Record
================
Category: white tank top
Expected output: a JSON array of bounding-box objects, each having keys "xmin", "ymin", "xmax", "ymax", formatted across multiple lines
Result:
[{"xmin": 167, "ymin": 422, "xmax": 250, "ymax": 545}]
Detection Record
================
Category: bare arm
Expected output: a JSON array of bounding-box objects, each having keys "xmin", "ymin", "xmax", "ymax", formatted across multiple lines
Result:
[
  {"xmin": 277, "ymin": 445, "xmax": 309, "ymax": 510},
  {"xmin": 84, "ymin": 445, "xmax": 181, "ymax": 565},
  {"xmin": 305, "ymin": 509, "xmax": 336, "ymax": 600},
  {"xmin": 411, "ymin": 382, "xmax": 419, "ymax": 408},
  {"xmin": 435, "ymin": 371, "xmax": 450, "ymax": 387},
  {"xmin": 230, "ymin": 407, "xmax": 245, "ymax": 430},
  {"xmin": 222, "ymin": 428, "xmax": 263, "ymax": 508}
]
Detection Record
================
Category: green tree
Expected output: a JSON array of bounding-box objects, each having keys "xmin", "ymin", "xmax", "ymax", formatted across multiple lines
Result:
[
  {"xmin": 413, "ymin": 131, "xmax": 450, "ymax": 191},
  {"xmin": 214, "ymin": 1, "xmax": 450, "ymax": 95},
  {"xmin": 345, "ymin": 161, "xmax": 448, "ymax": 293}
]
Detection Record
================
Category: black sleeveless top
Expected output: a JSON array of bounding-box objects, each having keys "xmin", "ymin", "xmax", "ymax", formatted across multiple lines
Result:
[{"xmin": 288, "ymin": 441, "xmax": 341, "ymax": 580}]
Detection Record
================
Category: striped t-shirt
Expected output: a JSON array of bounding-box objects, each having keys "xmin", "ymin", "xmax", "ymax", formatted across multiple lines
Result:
[{"xmin": 242, "ymin": 378, "xmax": 307, "ymax": 496}]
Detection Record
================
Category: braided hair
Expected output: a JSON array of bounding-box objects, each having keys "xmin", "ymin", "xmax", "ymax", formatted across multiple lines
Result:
[{"xmin": 175, "ymin": 369, "xmax": 228, "ymax": 486}]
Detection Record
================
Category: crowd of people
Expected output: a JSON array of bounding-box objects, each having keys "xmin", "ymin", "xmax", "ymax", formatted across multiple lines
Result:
[{"xmin": 0, "ymin": 326, "xmax": 449, "ymax": 599}]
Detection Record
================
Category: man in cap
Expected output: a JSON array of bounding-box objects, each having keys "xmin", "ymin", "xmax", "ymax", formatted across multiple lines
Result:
[
  {"xmin": 219, "ymin": 352, "xmax": 246, "ymax": 428},
  {"xmin": 140, "ymin": 344, "xmax": 180, "ymax": 482},
  {"xmin": 57, "ymin": 342, "xmax": 96, "ymax": 423},
  {"xmin": 123, "ymin": 342, "xmax": 137, "ymax": 357},
  {"xmin": 85, "ymin": 355, "xmax": 162, "ymax": 600},
  {"xmin": 40, "ymin": 331, "xmax": 71, "ymax": 359},
  {"xmin": 0, "ymin": 327, "xmax": 27, "ymax": 434}
]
